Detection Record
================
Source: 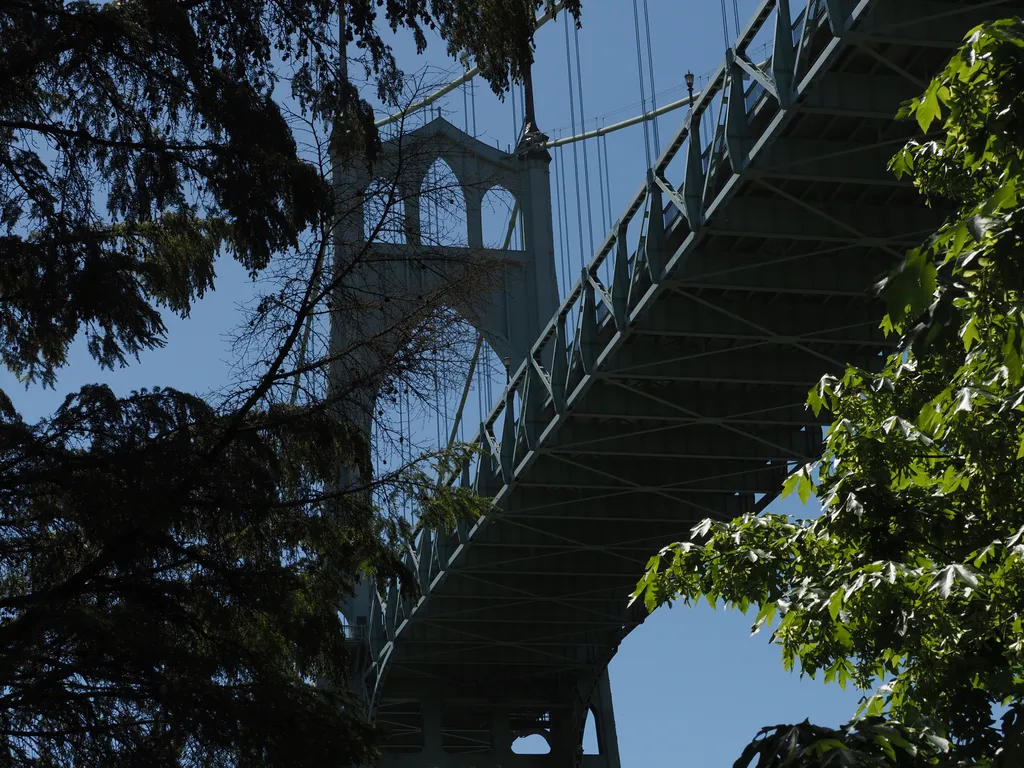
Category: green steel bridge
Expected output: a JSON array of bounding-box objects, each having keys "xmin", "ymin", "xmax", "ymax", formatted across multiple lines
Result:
[{"xmin": 336, "ymin": 0, "xmax": 1019, "ymax": 764}]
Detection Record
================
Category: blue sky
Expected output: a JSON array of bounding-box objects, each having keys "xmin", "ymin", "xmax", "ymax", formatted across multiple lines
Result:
[{"xmin": 0, "ymin": 0, "xmax": 873, "ymax": 764}]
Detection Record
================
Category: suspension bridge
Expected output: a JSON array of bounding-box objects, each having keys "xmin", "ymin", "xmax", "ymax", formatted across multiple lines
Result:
[{"xmin": 334, "ymin": 0, "xmax": 1013, "ymax": 764}]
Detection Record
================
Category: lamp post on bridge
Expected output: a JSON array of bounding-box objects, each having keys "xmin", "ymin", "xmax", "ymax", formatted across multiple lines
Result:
[{"xmin": 685, "ymin": 70, "xmax": 701, "ymax": 150}]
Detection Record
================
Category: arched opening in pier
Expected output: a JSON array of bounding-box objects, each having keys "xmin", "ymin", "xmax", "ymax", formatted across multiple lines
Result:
[
  {"xmin": 363, "ymin": 177, "xmax": 407, "ymax": 244},
  {"xmin": 583, "ymin": 707, "xmax": 599, "ymax": 753},
  {"xmin": 420, "ymin": 158, "xmax": 467, "ymax": 247},
  {"xmin": 511, "ymin": 733, "xmax": 551, "ymax": 755},
  {"xmin": 481, "ymin": 184, "xmax": 521, "ymax": 250}
]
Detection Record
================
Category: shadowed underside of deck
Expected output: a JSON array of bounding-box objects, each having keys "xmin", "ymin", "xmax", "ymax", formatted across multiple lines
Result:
[{"xmin": 352, "ymin": 2, "xmax": 1019, "ymax": 763}]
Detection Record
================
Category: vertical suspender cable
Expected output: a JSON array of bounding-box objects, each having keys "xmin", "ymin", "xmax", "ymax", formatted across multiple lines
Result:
[
  {"xmin": 462, "ymin": 71, "xmax": 470, "ymax": 133},
  {"xmin": 404, "ymin": 388, "xmax": 412, "ymax": 521},
  {"xmin": 471, "ymin": 78, "xmax": 478, "ymax": 137},
  {"xmin": 571, "ymin": 24, "xmax": 596, "ymax": 257},
  {"xmin": 562, "ymin": 15, "xmax": 587, "ymax": 273},
  {"xmin": 511, "ymin": 82, "xmax": 519, "ymax": 145},
  {"xmin": 510, "ymin": 87, "xmax": 520, "ymax": 249},
  {"xmin": 557, "ymin": 142, "xmax": 576, "ymax": 334},
  {"xmin": 594, "ymin": 119, "xmax": 611, "ymax": 286},
  {"xmin": 557, "ymin": 143, "xmax": 573, "ymax": 287},
  {"xmin": 719, "ymin": 0, "xmax": 731, "ymax": 48},
  {"xmin": 428, "ymin": 160, "xmax": 435, "ymax": 244},
  {"xmin": 595, "ymin": 119, "xmax": 608, "ymax": 236},
  {"xmin": 732, "ymin": 0, "xmax": 742, "ymax": 38},
  {"xmin": 399, "ymin": 388, "xmax": 406, "ymax": 515},
  {"xmin": 640, "ymin": 0, "xmax": 661, "ymax": 150},
  {"xmin": 601, "ymin": 127, "xmax": 613, "ymax": 227},
  {"xmin": 520, "ymin": 83, "xmax": 527, "ymax": 130},
  {"xmin": 485, "ymin": 348, "xmax": 493, "ymax": 412},
  {"xmin": 427, "ymin": 153, "xmax": 433, "ymax": 244},
  {"xmin": 630, "ymin": 0, "xmax": 652, "ymax": 169},
  {"xmin": 482, "ymin": 350, "xmax": 489, "ymax": 419},
  {"xmin": 441, "ymin": 359, "xmax": 450, "ymax": 454},
  {"xmin": 475, "ymin": 342, "xmax": 483, "ymax": 433},
  {"xmin": 553, "ymin": 140, "xmax": 570, "ymax": 295},
  {"xmin": 434, "ymin": 358, "xmax": 442, "ymax": 450}
]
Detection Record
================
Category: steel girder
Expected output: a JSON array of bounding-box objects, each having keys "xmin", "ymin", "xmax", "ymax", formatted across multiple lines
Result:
[{"xmin": 362, "ymin": 1, "xmax": 1009, "ymax": 763}]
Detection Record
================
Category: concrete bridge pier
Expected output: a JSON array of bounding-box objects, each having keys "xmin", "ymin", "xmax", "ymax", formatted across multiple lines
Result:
[{"xmin": 584, "ymin": 669, "xmax": 622, "ymax": 768}]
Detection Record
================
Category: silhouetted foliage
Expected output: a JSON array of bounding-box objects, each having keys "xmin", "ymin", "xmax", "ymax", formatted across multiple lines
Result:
[
  {"xmin": 0, "ymin": 0, "xmax": 575, "ymax": 764},
  {"xmin": 636, "ymin": 19, "xmax": 1024, "ymax": 768},
  {"xmin": 0, "ymin": 0, "xmax": 580, "ymax": 387},
  {"xmin": 0, "ymin": 386, "xmax": 383, "ymax": 766}
]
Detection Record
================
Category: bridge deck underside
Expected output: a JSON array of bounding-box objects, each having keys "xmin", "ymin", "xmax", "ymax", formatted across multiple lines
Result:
[{"xmin": 373, "ymin": 0, "xmax": 1018, "ymax": 754}]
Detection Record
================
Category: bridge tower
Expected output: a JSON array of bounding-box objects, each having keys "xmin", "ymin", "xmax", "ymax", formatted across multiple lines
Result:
[{"xmin": 330, "ymin": 74, "xmax": 622, "ymax": 765}]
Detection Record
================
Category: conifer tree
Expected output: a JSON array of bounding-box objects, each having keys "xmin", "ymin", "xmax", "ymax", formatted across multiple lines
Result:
[{"xmin": 0, "ymin": 1, "xmax": 581, "ymax": 765}]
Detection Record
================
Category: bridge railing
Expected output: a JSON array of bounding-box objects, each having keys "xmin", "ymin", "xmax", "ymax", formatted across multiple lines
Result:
[
  {"xmin": 467, "ymin": 0, "xmax": 822, "ymax": 474},
  {"xmin": 360, "ymin": 0, "xmax": 851, "ymax": 689}
]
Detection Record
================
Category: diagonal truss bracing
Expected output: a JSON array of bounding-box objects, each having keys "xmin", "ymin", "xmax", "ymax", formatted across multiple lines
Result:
[{"xmin": 355, "ymin": 0, "xmax": 1024, "ymax": 760}]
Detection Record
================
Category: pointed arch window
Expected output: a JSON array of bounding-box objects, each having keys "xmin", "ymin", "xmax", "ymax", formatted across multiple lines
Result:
[
  {"xmin": 419, "ymin": 158, "xmax": 467, "ymax": 247},
  {"xmin": 364, "ymin": 178, "xmax": 407, "ymax": 244},
  {"xmin": 481, "ymin": 185, "xmax": 521, "ymax": 250}
]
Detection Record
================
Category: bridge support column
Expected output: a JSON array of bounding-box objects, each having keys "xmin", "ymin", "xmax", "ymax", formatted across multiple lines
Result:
[
  {"xmin": 516, "ymin": 138, "xmax": 561, "ymax": 355},
  {"xmin": 586, "ymin": 668, "xmax": 622, "ymax": 768},
  {"xmin": 375, "ymin": 676, "xmax": 623, "ymax": 767}
]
